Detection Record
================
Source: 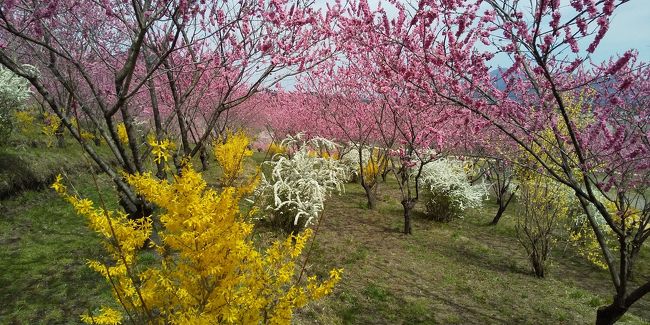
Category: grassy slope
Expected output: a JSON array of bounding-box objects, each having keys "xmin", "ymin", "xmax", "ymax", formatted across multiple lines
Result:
[
  {"xmin": 0, "ymin": 151, "xmax": 648, "ymax": 324},
  {"xmin": 0, "ymin": 172, "xmax": 117, "ymax": 324},
  {"xmin": 0, "ymin": 128, "xmax": 115, "ymax": 199},
  {"xmin": 0, "ymin": 130, "xmax": 119, "ymax": 323},
  {"xmin": 294, "ymin": 180, "xmax": 650, "ymax": 325},
  {"xmin": 0, "ymin": 144, "xmax": 88, "ymax": 198}
]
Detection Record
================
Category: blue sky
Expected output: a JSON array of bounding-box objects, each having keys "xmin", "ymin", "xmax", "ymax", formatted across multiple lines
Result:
[
  {"xmin": 281, "ymin": 0, "xmax": 649, "ymax": 88},
  {"xmin": 483, "ymin": 0, "xmax": 650, "ymax": 68},
  {"xmin": 593, "ymin": 1, "xmax": 650, "ymax": 62},
  {"xmin": 315, "ymin": 0, "xmax": 650, "ymax": 64}
]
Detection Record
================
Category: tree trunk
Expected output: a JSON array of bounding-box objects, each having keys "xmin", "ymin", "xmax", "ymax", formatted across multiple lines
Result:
[
  {"xmin": 596, "ymin": 302, "xmax": 628, "ymax": 325},
  {"xmin": 144, "ymin": 52, "xmax": 166, "ymax": 180},
  {"xmin": 366, "ymin": 188, "xmax": 376, "ymax": 210},
  {"xmin": 93, "ymin": 129, "xmax": 101, "ymax": 146},
  {"xmin": 172, "ymin": 154, "xmax": 184, "ymax": 176},
  {"xmin": 118, "ymin": 191, "xmax": 153, "ymax": 221},
  {"xmin": 350, "ymin": 173, "xmax": 358, "ymax": 183},
  {"xmin": 401, "ymin": 199, "xmax": 415, "ymax": 235},
  {"xmin": 55, "ymin": 124, "xmax": 65, "ymax": 148},
  {"xmin": 381, "ymin": 167, "xmax": 390, "ymax": 182},
  {"xmin": 491, "ymin": 186, "xmax": 517, "ymax": 225},
  {"xmin": 155, "ymin": 159, "xmax": 166, "ymax": 180},
  {"xmin": 362, "ymin": 182, "xmax": 377, "ymax": 210},
  {"xmin": 531, "ymin": 251, "xmax": 545, "ymax": 278},
  {"xmin": 491, "ymin": 203, "xmax": 507, "ymax": 225},
  {"xmin": 199, "ymin": 145, "xmax": 209, "ymax": 171}
]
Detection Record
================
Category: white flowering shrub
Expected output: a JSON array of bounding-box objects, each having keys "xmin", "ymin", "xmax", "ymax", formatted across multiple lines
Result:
[
  {"xmin": 257, "ymin": 135, "xmax": 348, "ymax": 233},
  {"xmin": 0, "ymin": 67, "xmax": 32, "ymax": 141},
  {"xmin": 420, "ymin": 158, "xmax": 489, "ymax": 222},
  {"xmin": 564, "ymin": 190, "xmax": 621, "ymax": 269},
  {"xmin": 280, "ymin": 133, "xmax": 338, "ymax": 156},
  {"xmin": 339, "ymin": 146, "xmax": 371, "ymax": 182}
]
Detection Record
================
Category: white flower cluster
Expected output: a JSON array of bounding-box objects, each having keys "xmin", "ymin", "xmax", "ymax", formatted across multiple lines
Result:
[
  {"xmin": 0, "ymin": 67, "xmax": 33, "ymax": 139},
  {"xmin": 569, "ymin": 191, "xmax": 609, "ymax": 228},
  {"xmin": 258, "ymin": 135, "xmax": 348, "ymax": 229},
  {"xmin": 0, "ymin": 66, "xmax": 32, "ymax": 109},
  {"xmin": 279, "ymin": 133, "xmax": 339, "ymax": 154},
  {"xmin": 339, "ymin": 146, "xmax": 371, "ymax": 180},
  {"xmin": 420, "ymin": 158, "xmax": 489, "ymax": 211},
  {"xmin": 0, "ymin": 68, "xmax": 31, "ymax": 114}
]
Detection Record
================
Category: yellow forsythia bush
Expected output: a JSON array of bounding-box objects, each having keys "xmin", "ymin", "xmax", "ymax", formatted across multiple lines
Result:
[
  {"xmin": 13, "ymin": 110, "xmax": 35, "ymax": 131},
  {"xmin": 568, "ymin": 198, "xmax": 642, "ymax": 270},
  {"xmin": 214, "ymin": 130, "xmax": 253, "ymax": 186},
  {"xmin": 267, "ymin": 142, "xmax": 287, "ymax": 156},
  {"xmin": 147, "ymin": 134, "xmax": 176, "ymax": 164},
  {"xmin": 516, "ymin": 170, "xmax": 569, "ymax": 272},
  {"xmin": 53, "ymin": 138, "xmax": 341, "ymax": 324},
  {"xmin": 360, "ymin": 149, "xmax": 387, "ymax": 184},
  {"xmin": 116, "ymin": 122, "xmax": 129, "ymax": 144},
  {"xmin": 41, "ymin": 111, "xmax": 61, "ymax": 146},
  {"xmin": 361, "ymin": 159, "xmax": 381, "ymax": 183}
]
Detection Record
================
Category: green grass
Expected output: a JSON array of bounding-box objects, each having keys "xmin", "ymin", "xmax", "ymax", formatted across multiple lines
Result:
[
  {"xmin": 294, "ymin": 179, "xmax": 650, "ymax": 325},
  {"xmin": 1, "ymin": 145, "xmax": 649, "ymax": 324},
  {"xmin": 0, "ymin": 172, "xmax": 118, "ymax": 324},
  {"xmin": 0, "ymin": 127, "xmax": 115, "ymax": 199}
]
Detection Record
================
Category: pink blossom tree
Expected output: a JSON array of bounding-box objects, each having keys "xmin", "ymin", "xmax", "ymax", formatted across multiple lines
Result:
[
  {"xmin": 335, "ymin": 0, "xmax": 485, "ymax": 234},
  {"xmin": 298, "ymin": 60, "xmax": 393, "ymax": 209},
  {"xmin": 468, "ymin": 2, "xmax": 650, "ymax": 322},
  {"xmin": 356, "ymin": 0, "xmax": 649, "ymax": 321},
  {"xmin": 0, "ymin": 0, "xmax": 336, "ymax": 218},
  {"xmin": 334, "ymin": 0, "xmax": 648, "ymax": 321}
]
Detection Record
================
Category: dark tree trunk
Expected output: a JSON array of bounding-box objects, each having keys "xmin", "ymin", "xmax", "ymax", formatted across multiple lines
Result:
[
  {"xmin": 199, "ymin": 145, "xmax": 209, "ymax": 171},
  {"xmin": 491, "ymin": 203, "xmax": 507, "ymax": 225},
  {"xmin": 596, "ymin": 302, "xmax": 628, "ymax": 325},
  {"xmin": 365, "ymin": 187, "xmax": 376, "ymax": 210},
  {"xmin": 155, "ymin": 157, "xmax": 166, "ymax": 180},
  {"xmin": 381, "ymin": 167, "xmax": 391, "ymax": 182},
  {"xmin": 172, "ymin": 154, "xmax": 184, "ymax": 176},
  {"xmin": 118, "ymin": 191, "xmax": 154, "ymax": 250},
  {"xmin": 401, "ymin": 199, "xmax": 415, "ymax": 235},
  {"xmin": 55, "ymin": 124, "xmax": 65, "ymax": 148},
  {"xmin": 118, "ymin": 192, "xmax": 152, "ymax": 221},
  {"xmin": 144, "ymin": 52, "xmax": 166, "ymax": 180},
  {"xmin": 121, "ymin": 107, "xmax": 144, "ymax": 173},
  {"xmin": 93, "ymin": 129, "xmax": 101, "ymax": 146},
  {"xmin": 531, "ymin": 251, "xmax": 545, "ymax": 278},
  {"xmin": 361, "ymin": 182, "xmax": 377, "ymax": 210},
  {"xmin": 593, "ymin": 280, "xmax": 650, "ymax": 325},
  {"xmin": 491, "ymin": 186, "xmax": 517, "ymax": 225}
]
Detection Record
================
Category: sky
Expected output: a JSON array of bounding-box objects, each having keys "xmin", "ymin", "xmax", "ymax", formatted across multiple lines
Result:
[
  {"xmin": 593, "ymin": 1, "xmax": 650, "ymax": 62},
  {"xmin": 484, "ymin": 0, "xmax": 650, "ymax": 67},
  {"xmin": 278, "ymin": 0, "xmax": 650, "ymax": 88},
  {"xmin": 314, "ymin": 0, "xmax": 650, "ymax": 64}
]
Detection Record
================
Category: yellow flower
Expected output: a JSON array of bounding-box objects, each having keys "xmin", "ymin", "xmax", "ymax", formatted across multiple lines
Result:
[
  {"xmin": 54, "ymin": 161, "xmax": 341, "ymax": 324},
  {"xmin": 147, "ymin": 134, "xmax": 174, "ymax": 164},
  {"xmin": 80, "ymin": 307, "xmax": 121, "ymax": 325},
  {"xmin": 268, "ymin": 142, "xmax": 287, "ymax": 156},
  {"xmin": 51, "ymin": 174, "xmax": 66, "ymax": 194},
  {"xmin": 116, "ymin": 123, "xmax": 129, "ymax": 144},
  {"xmin": 14, "ymin": 110, "xmax": 34, "ymax": 131},
  {"xmin": 213, "ymin": 130, "xmax": 253, "ymax": 187},
  {"xmin": 41, "ymin": 112, "xmax": 62, "ymax": 147},
  {"xmin": 80, "ymin": 130, "xmax": 95, "ymax": 141}
]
